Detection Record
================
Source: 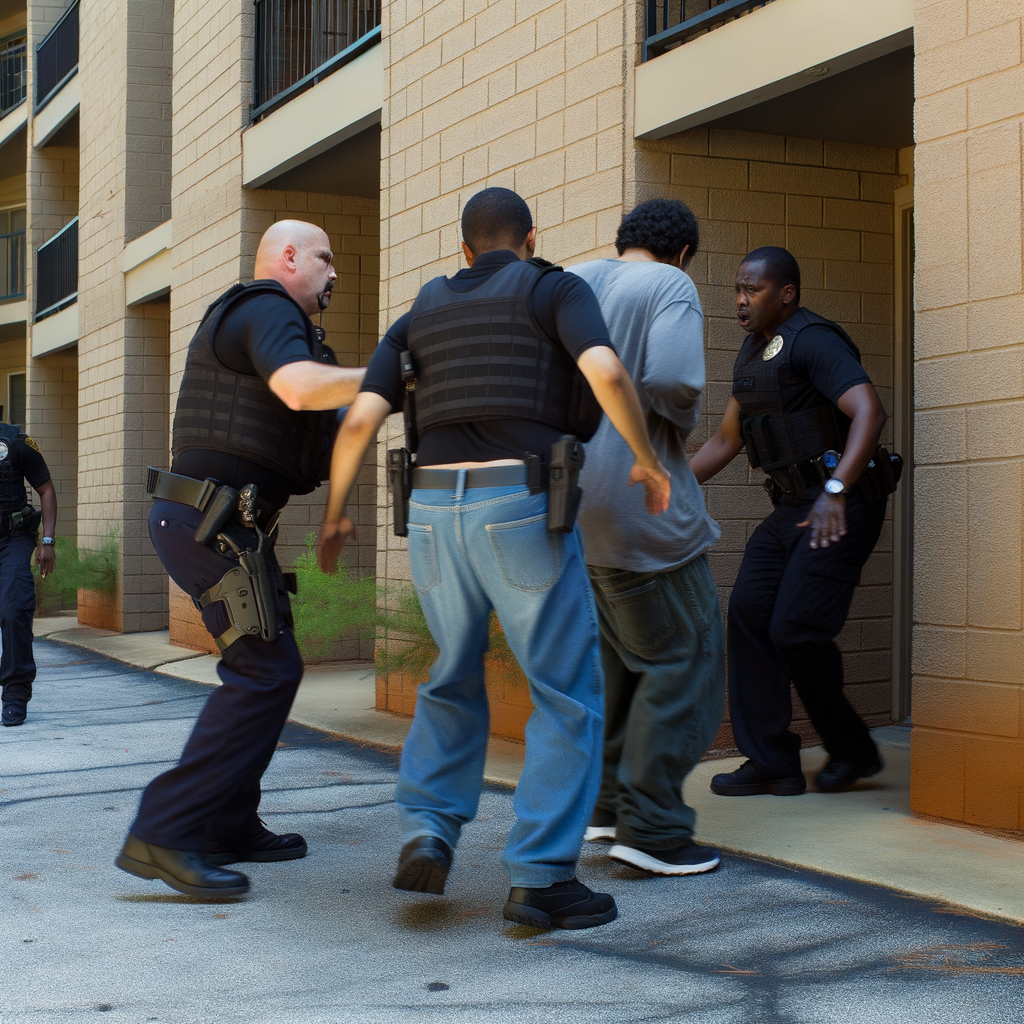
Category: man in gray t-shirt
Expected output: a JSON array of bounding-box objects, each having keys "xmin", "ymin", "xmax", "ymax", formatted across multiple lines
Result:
[{"xmin": 569, "ymin": 199, "xmax": 725, "ymax": 878}]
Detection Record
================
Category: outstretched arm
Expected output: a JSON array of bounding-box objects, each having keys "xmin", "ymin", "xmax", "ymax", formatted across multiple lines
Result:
[
  {"xmin": 689, "ymin": 398, "xmax": 745, "ymax": 484},
  {"xmin": 316, "ymin": 392, "xmax": 392, "ymax": 572},
  {"xmin": 268, "ymin": 361, "xmax": 366, "ymax": 411},
  {"xmin": 576, "ymin": 345, "xmax": 670, "ymax": 514}
]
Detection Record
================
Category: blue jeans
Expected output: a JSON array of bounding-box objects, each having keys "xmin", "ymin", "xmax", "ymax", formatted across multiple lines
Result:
[{"xmin": 395, "ymin": 482, "xmax": 605, "ymax": 887}]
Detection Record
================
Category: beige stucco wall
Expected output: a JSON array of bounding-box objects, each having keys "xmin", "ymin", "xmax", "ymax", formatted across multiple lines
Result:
[{"xmin": 910, "ymin": 0, "xmax": 1024, "ymax": 830}]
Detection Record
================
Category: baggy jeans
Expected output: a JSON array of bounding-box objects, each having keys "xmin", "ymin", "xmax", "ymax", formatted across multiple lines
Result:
[
  {"xmin": 395, "ymin": 482, "xmax": 605, "ymax": 888},
  {"xmin": 588, "ymin": 554, "xmax": 725, "ymax": 850}
]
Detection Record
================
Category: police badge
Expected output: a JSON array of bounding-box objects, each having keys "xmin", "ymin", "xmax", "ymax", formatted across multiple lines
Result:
[{"xmin": 763, "ymin": 335, "xmax": 784, "ymax": 360}]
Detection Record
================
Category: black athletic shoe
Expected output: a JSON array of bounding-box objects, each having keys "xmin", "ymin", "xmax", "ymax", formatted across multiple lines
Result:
[
  {"xmin": 503, "ymin": 879, "xmax": 617, "ymax": 930},
  {"xmin": 1, "ymin": 703, "xmax": 26, "ymax": 727},
  {"xmin": 207, "ymin": 825, "xmax": 308, "ymax": 865},
  {"xmin": 816, "ymin": 751, "xmax": 884, "ymax": 792},
  {"xmin": 608, "ymin": 840, "xmax": 721, "ymax": 876},
  {"xmin": 392, "ymin": 836, "xmax": 453, "ymax": 895},
  {"xmin": 710, "ymin": 759, "xmax": 806, "ymax": 796}
]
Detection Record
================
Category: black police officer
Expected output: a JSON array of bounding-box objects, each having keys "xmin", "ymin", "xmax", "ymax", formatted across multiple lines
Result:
[
  {"xmin": 690, "ymin": 246, "xmax": 891, "ymax": 796},
  {"xmin": 0, "ymin": 422, "xmax": 56, "ymax": 727},
  {"xmin": 116, "ymin": 220, "xmax": 364, "ymax": 898}
]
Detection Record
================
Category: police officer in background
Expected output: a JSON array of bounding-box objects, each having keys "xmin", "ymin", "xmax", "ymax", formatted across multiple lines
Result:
[
  {"xmin": 117, "ymin": 220, "xmax": 364, "ymax": 898},
  {"xmin": 690, "ymin": 246, "xmax": 895, "ymax": 797},
  {"xmin": 0, "ymin": 422, "xmax": 57, "ymax": 727},
  {"xmin": 317, "ymin": 188, "xmax": 670, "ymax": 930}
]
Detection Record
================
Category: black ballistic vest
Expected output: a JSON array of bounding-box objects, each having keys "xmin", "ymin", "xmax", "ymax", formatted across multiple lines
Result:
[
  {"xmin": 172, "ymin": 282, "xmax": 340, "ymax": 495},
  {"xmin": 0, "ymin": 422, "xmax": 27, "ymax": 511},
  {"xmin": 406, "ymin": 258, "xmax": 602, "ymax": 442},
  {"xmin": 731, "ymin": 307, "xmax": 857, "ymax": 471}
]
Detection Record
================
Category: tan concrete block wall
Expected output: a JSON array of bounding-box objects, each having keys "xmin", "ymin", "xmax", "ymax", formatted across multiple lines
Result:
[
  {"xmin": 912, "ymin": 0, "xmax": 1024, "ymax": 830},
  {"xmin": 26, "ymin": 2, "xmax": 80, "ymax": 543},
  {"xmin": 632, "ymin": 127, "xmax": 902, "ymax": 747}
]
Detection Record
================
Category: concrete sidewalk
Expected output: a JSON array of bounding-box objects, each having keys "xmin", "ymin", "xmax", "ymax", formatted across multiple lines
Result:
[{"xmin": 35, "ymin": 617, "xmax": 1024, "ymax": 926}]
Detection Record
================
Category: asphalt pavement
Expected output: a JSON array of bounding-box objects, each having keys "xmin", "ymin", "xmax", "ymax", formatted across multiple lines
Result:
[{"xmin": 3, "ymin": 640, "xmax": 1024, "ymax": 1024}]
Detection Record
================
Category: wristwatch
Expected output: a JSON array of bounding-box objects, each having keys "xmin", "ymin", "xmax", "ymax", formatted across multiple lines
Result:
[
  {"xmin": 41, "ymin": 536, "xmax": 55, "ymax": 546},
  {"xmin": 824, "ymin": 479, "xmax": 846, "ymax": 497}
]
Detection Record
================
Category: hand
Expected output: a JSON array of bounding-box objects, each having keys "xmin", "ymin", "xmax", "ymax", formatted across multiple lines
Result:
[
  {"xmin": 34, "ymin": 544, "xmax": 56, "ymax": 578},
  {"xmin": 316, "ymin": 518, "xmax": 357, "ymax": 573},
  {"xmin": 798, "ymin": 492, "xmax": 847, "ymax": 549},
  {"xmin": 628, "ymin": 460, "xmax": 671, "ymax": 515}
]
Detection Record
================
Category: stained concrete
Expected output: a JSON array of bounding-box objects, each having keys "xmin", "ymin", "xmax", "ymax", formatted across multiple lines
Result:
[
  {"xmin": 36, "ymin": 619, "xmax": 1024, "ymax": 927},
  {"xmin": 3, "ymin": 642, "xmax": 1024, "ymax": 1024}
]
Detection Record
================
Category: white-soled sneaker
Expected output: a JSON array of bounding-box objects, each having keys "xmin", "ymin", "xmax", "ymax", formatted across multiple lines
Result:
[
  {"xmin": 584, "ymin": 826, "xmax": 617, "ymax": 843},
  {"xmin": 608, "ymin": 840, "xmax": 721, "ymax": 876}
]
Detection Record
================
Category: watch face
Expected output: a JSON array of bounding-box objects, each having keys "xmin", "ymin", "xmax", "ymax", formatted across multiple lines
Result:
[{"xmin": 825, "ymin": 479, "xmax": 844, "ymax": 495}]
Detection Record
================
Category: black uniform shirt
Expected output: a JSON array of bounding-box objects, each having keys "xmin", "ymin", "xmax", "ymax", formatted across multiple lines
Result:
[
  {"xmin": 783, "ymin": 321, "xmax": 871, "ymax": 411},
  {"xmin": 0, "ymin": 431, "xmax": 50, "ymax": 511},
  {"xmin": 361, "ymin": 250, "xmax": 613, "ymax": 465},
  {"xmin": 171, "ymin": 284, "xmax": 321, "ymax": 508}
]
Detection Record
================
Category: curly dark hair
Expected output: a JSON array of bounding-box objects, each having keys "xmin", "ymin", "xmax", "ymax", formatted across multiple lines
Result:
[
  {"xmin": 740, "ymin": 246, "xmax": 801, "ymax": 303},
  {"xmin": 614, "ymin": 199, "xmax": 700, "ymax": 261}
]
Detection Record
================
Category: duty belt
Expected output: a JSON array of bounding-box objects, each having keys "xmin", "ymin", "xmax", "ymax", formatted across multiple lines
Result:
[{"xmin": 146, "ymin": 468, "xmax": 281, "ymax": 534}]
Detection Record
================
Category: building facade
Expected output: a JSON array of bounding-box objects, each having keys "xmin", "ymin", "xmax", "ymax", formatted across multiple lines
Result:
[{"xmin": 3, "ymin": 0, "xmax": 1021, "ymax": 832}]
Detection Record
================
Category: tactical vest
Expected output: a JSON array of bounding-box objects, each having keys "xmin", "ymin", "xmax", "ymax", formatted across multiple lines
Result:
[
  {"xmin": 731, "ymin": 307, "xmax": 858, "ymax": 471},
  {"xmin": 0, "ymin": 422, "xmax": 27, "ymax": 511},
  {"xmin": 172, "ymin": 281, "xmax": 339, "ymax": 496},
  {"xmin": 405, "ymin": 259, "xmax": 602, "ymax": 442}
]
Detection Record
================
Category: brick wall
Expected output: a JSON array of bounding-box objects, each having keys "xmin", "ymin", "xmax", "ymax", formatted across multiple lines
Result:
[{"xmin": 911, "ymin": 0, "xmax": 1024, "ymax": 830}]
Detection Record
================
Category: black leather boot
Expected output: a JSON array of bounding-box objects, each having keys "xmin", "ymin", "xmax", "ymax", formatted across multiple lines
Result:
[{"xmin": 392, "ymin": 836, "xmax": 453, "ymax": 895}]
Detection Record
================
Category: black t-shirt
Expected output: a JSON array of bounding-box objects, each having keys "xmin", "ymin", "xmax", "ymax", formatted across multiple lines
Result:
[
  {"xmin": 0, "ymin": 431, "xmax": 50, "ymax": 510},
  {"xmin": 785, "ymin": 321, "xmax": 871, "ymax": 410},
  {"xmin": 361, "ymin": 250, "xmax": 612, "ymax": 465},
  {"xmin": 171, "ymin": 285, "xmax": 320, "ymax": 508}
]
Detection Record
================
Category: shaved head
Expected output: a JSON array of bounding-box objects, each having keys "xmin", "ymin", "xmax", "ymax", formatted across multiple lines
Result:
[{"xmin": 254, "ymin": 219, "xmax": 337, "ymax": 316}]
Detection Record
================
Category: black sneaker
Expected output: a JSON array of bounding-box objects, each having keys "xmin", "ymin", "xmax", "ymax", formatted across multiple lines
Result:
[
  {"xmin": 503, "ymin": 879, "xmax": 617, "ymax": 930},
  {"xmin": 608, "ymin": 840, "xmax": 721, "ymax": 876},
  {"xmin": 816, "ymin": 751, "xmax": 884, "ymax": 792},
  {"xmin": 207, "ymin": 824, "xmax": 307, "ymax": 865},
  {"xmin": 710, "ymin": 759, "xmax": 806, "ymax": 796},
  {"xmin": 2, "ymin": 703, "xmax": 26, "ymax": 727},
  {"xmin": 392, "ymin": 836, "xmax": 453, "ymax": 895}
]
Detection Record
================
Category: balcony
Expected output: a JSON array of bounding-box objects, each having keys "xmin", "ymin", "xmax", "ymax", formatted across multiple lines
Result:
[
  {"xmin": 252, "ymin": 0, "xmax": 381, "ymax": 122},
  {"xmin": 36, "ymin": 217, "xmax": 77, "ymax": 321},
  {"xmin": 634, "ymin": 0, "xmax": 913, "ymax": 141},
  {"xmin": 1, "ymin": 36, "xmax": 27, "ymax": 117},
  {"xmin": 35, "ymin": 0, "xmax": 78, "ymax": 112},
  {"xmin": 0, "ymin": 228, "xmax": 26, "ymax": 302},
  {"xmin": 644, "ymin": 0, "xmax": 778, "ymax": 61}
]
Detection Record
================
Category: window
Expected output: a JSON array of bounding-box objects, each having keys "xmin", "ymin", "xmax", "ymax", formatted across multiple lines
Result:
[{"xmin": 8, "ymin": 371, "xmax": 25, "ymax": 427}]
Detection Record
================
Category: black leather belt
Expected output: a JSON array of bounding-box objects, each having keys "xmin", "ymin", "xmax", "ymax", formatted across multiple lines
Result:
[
  {"xmin": 146, "ymin": 468, "xmax": 280, "ymax": 528},
  {"xmin": 411, "ymin": 464, "xmax": 529, "ymax": 489}
]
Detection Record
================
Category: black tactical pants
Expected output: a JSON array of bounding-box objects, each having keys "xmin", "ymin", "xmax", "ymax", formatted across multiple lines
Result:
[
  {"xmin": 0, "ymin": 531, "xmax": 38, "ymax": 710},
  {"xmin": 130, "ymin": 499, "xmax": 302, "ymax": 851},
  {"xmin": 727, "ymin": 493, "xmax": 888, "ymax": 776}
]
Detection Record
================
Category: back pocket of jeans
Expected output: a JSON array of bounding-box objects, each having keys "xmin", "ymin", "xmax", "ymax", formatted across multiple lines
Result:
[
  {"xmin": 605, "ymin": 577, "xmax": 675, "ymax": 655},
  {"xmin": 407, "ymin": 523, "xmax": 440, "ymax": 594},
  {"xmin": 486, "ymin": 514, "xmax": 563, "ymax": 591}
]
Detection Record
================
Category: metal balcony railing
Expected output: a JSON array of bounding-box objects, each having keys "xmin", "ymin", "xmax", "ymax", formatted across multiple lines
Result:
[
  {"xmin": 0, "ymin": 229, "xmax": 26, "ymax": 301},
  {"xmin": 0, "ymin": 38, "xmax": 27, "ymax": 117},
  {"xmin": 35, "ymin": 218, "xmax": 77, "ymax": 321},
  {"xmin": 644, "ymin": 0, "xmax": 778, "ymax": 61},
  {"xmin": 35, "ymin": 0, "xmax": 79, "ymax": 112},
  {"xmin": 252, "ymin": 0, "xmax": 381, "ymax": 121}
]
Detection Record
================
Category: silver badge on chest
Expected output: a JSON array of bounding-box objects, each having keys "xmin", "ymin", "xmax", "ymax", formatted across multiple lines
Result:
[
  {"xmin": 762, "ymin": 335, "xmax": 784, "ymax": 361},
  {"xmin": 0, "ymin": 441, "xmax": 9, "ymax": 461}
]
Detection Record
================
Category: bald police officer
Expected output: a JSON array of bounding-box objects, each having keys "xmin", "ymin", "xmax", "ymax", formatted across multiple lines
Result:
[{"xmin": 0, "ymin": 421, "xmax": 57, "ymax": 728}]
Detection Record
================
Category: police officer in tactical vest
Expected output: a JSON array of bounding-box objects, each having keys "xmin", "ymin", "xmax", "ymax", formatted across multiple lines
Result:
[
  {"xmin": 116, "ymin": 220, "xmax": 364, "ymax": 898},
  {"xmin": 317, "ymin": 188, "xmax": 670, "ymax": 930},
  {"xmin": 690, "ymin": 247, "xmax": 898, "ymax": 796},
  {"xmin": 0, "ymin": 422, "xmax": 57, "ymax": 727}
]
